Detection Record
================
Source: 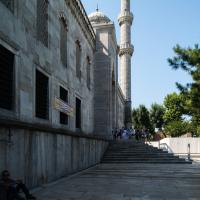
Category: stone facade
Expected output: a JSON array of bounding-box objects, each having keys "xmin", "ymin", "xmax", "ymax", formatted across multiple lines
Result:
[
  {"xmin": 89, "ymin": 11, "xmax": 119, "ymax": 136},
  {"xmin": 0, "ymin": 0, "xmax": 130, "ymax": 188},
  {"xmin": 89, "ymin": 10, "xmax": 126, "ymax": 136},
  {"xmin": 0, "ymin": 0, "xmax": 95, "ymax": 133}
]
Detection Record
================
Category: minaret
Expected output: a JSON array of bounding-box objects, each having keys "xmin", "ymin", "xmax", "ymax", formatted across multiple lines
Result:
[{"xmin": 118, "ymin": 0, "xmax": 134, "ymax": 127}]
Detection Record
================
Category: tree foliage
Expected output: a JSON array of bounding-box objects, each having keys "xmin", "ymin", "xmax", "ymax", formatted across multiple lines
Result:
[
  {"xmin": 164, "ymin": 121, "xmax": 193, "ymax": 137},
  {"xmin": 149, "ymin": 103, "xmax": 165, "ymax": 131},
  {"xmin": 168, "ymin": 44, "xmax": 200, "ymax": 125},
  {"xmin": 132, "ymin": 105, "xmax": 154, "ymax": 133},
  {"xmin": 163, "ymin": 92, "xmax": 187, "ymax": 123},
  {"xmin": 132, "ymin": 44, "xmax": 200, "ymax": 137}
]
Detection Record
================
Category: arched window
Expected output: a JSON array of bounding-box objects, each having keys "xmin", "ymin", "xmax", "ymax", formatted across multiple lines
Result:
[
  {"xmin": 76, "ymin": 40, "xmax": 81, "ymax": 78},
  {"xmin": 87, "ymin": 56, "xmax": 91, "ymax": 89},
  {"xmin": 37, "ymin": 0, "xmax": 48, "ymax": 47},
  {"xmin": 59, "ymin": 15, "xmax": 68, "ymax": 66}
]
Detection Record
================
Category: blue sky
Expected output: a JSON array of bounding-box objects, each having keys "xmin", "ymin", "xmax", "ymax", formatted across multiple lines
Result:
[{"xmin": 81, "ymin": 0, "xmax": 200, "ymax": 108}]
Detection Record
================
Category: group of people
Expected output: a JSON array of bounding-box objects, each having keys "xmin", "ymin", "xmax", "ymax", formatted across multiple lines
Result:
[
  {"xmin": 113, "ymin": 127, "xmax": 151, "ymax": 142},
  {"xmin": 112, "ymin": 127, "xmax": 134, "ymax": 140},
  {"xmin": 0, "ymin": 170, "xmax": 36, "ymax": 200},
  {"xmin": 134, "ymin": 129, "xmax": 151, "ymax": 141}
]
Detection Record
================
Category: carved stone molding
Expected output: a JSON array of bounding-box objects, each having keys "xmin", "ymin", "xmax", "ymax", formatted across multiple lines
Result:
[
  {"xmin": 65, "ymin": 0, "xmax": 96, "ymax": 49},
  {"xmin": 58, "ymin": 12, "xmax": 68, "ymax": 31},
  {"xmin": 119, "ymin": 43, "xmax": 134, "ymax": 56},
  {"xmin": 118, "ymin": 11, "xmax": 133, "ymax": 26}
]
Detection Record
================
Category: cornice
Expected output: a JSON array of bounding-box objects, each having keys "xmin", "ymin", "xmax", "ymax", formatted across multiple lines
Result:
[
  {"xmin": 0, "ymin": 118, "xmax": 111, "ymax": 141},
  {"xmin": 65, "ymin": 0, "xmax": 96, "ymax": 49}
]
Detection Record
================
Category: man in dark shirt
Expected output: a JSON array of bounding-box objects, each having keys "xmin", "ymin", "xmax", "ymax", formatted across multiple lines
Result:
[{"xmin": 0, "ymin": 170, "xmax": 36, "ymax": 200}]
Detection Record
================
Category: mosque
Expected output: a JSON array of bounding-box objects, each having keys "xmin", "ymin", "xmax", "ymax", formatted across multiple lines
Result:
[{"xmin": 0, "ymin": 0, "xmax": 133, "ymax": 187}]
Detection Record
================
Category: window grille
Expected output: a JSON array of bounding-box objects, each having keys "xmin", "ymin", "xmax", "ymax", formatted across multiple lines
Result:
[
  {"xmin": 0, "ymin": 44, "xmax": 14, "ymax": 110},
  {"xmin": 35, "ymin": 70, "xmax": 49, "ymax": 119},
  {"xmin": 76, "ymin": 40, "xmax": 81, "ymax": 78},
  {"xmin": 0, "ymin": 0, "xmax": 14, "ymax": 12},
  {"xmin": 60, "ymin": 86, "xmax": 68, "ymax": 125},
  {"xmin": 37, "ymin": 0, "xmax": 48, "ymax": 47},
  {"xmin": 60, "ymin": 19, "xmax": 67, "ymax": 66},
  {"xmin": 86, "ymin": 57, "xmax": 91, "ymax": 89}
]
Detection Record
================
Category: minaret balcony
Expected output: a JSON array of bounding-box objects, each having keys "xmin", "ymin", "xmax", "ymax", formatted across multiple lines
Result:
[
  {"xmin": 118, "ymin": 11, "xmax": 133, "ymax": 25},
  {"xmin": 119, "ymin": 43, "xmax": 134, "ymax": 56}
]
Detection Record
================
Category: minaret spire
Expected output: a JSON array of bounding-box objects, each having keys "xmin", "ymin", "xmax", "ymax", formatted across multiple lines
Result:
[
  {"xmin": 96, "ymin": 3, "xmax": 99, "ymax": 12},
  {"xmin": 96, "ymin": 0, "xmax": 99, "ymax": 12},
  {"xmin": 118, "ymin": 0, "xmax": 134, "ymax": 128}
]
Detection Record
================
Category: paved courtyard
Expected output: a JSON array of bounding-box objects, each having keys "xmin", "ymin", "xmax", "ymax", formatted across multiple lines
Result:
[{"xmin": 33, "ymin": 163, "xmax": 200, "ymax": 200}]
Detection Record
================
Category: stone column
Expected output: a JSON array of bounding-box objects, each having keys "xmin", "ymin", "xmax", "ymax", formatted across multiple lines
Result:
[{"xmin": 118, "ymin": 0, "xmax": 134, "ymax": 128}]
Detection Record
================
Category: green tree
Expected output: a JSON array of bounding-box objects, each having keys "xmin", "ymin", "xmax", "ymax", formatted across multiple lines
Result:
[
  {"xmin": 163, "ymin": 92, "xmax": 187, "ymax": 123},
  {"xmin": 132, "ymin": 105, "xmax": 154, "ymax": 133},
  {"xmin": 163, "ymin": 92, "xmax": 195, "ymax": 137},
  {"xmin": 197, "ymin": 126, "xmax": 200, "ymax": 137},
  {"xmin": 168, "ymin": 44, "xmax": 200, "ymax": 126},
  {"xmin": 149, "ymin": 103, "xmax": 165, "ymax": 131},
  {"xmin": 164, "ymin": 121, "xmax": 193, "ymax": 137}
]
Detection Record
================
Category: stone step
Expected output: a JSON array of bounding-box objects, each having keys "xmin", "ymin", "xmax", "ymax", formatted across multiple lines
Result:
[
  {"xmin": 108, "ymin": 146, "xmax": 159, "ymax": 149},
  {"xmin": 102, "ymin": 141, "xmax": 192, "ymax": 165},
  {"xmin": 82, "ymin": 170, "xmax": 200, "ymax": 177},
  {"xmin": 105, "ymin": 151, "xmax": 172, "ymax": 154},
  {"xmin": 104, "ymin": 153, "xmax": 175, "ymax": 155},
  {"xmin": 107, "ymin": 150, "xmax": 165, "ymax": 153},
  {"xmin": 103, "ymin": 156, "xmax": 178, "ymax": 159},
  {"xmin": 102, "ymin": 156, "xmax": 187, "ymax": 160},
  {"xmin": 104, "ymin": 152, "xmax": 176, "ymax": 155},
  {"xmin": 108, "ymin": 146, "xmax": 164, "ymax": 149},
  {"xmin": 105, "ymin": 151, "xmax": 169, "ymax": 154},
  {"xmin": 106, "ymin": 149, "xmax": 166, "ymax": 152},
  {"xmin": 102, "ymin": 157, "xmax": 186, "ymax": 161},
  {"xmin": 101, "ymin": 160, "xmax": 192, "ymax": 164}
]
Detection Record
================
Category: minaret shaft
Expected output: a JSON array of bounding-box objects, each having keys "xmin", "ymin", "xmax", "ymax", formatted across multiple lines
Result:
[
  {"xmin": 121, "ymin": 0, "xmax": 130, "ymax": 11},
  {"xmin": 118, "ymin": 0, "xmax": 134, "ymax": 126}
]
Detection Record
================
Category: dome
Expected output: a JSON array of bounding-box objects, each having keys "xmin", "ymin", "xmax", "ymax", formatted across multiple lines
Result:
[{"xmin": 88, "ymin": 10, "xmax": 111, "ymax": 24}]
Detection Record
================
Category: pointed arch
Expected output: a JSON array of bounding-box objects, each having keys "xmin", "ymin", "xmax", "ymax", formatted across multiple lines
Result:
[
  {"xmin": 86, "ymin": 56, "xmax": 91, "ymax": 89},
  {"xmin": 76, "ymin": 40, "xmax": 82, "ymax": 78},
  {"xmin": 59, "ymin": 12, "xmax": 68, "ymax": 66},
  {"xmin": 59, "ymin": 12, "xmax": 68, "ymax": 31}
]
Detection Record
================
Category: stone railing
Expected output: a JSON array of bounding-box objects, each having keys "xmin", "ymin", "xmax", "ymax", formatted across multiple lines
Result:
[
  {"xmin": 118, "ymin": 11, "xmax": 133, "ymax": 25},
  {"xmin": 119, "ymin": 43, "xmax": 134, "ymax": 56},
  {"xmin": 148, "ymin": 138, "xmax": 200, "ymax": 162}
]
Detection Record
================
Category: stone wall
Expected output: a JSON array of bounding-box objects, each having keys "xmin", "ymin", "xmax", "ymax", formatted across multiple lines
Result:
[
  {"xmin": 0, "ymin": 0, "xmax": 95, "ymax": 133},
  {"xmin": 117, "ymin": 86, "xmax": 125, "ymax": 129},
  {"xmin": 92, "ymin": 20, "xmax": 125, "ymax": 136},
  {"xmin": 149, "ymin": 138, "xmax": 200, "ymax": 161},
  {"xmin": 0, "ymin": 123, "xmax": 108, "ymax": 188}
]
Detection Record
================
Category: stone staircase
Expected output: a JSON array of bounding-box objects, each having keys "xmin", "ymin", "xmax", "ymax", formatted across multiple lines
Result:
[
  {"xmin": 102, "ymin": 140, "xmax": 192, "ymax": 164},
  {"xmin": 34, "ymin": 140, "xmax": 200, "ymax": 199}
]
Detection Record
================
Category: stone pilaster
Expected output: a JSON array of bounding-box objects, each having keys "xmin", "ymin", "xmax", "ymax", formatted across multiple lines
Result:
[{"xmin": 118, "ymin": 0, "xmax": 134, "ymax": 127}]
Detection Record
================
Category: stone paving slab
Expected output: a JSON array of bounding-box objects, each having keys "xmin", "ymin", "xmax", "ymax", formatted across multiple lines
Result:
[{"xmin": 33, "ymin": 163, "xmax": 200, "ymax": 200}]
